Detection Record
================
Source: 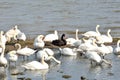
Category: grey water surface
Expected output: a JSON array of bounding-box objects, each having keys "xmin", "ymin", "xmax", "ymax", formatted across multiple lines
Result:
[{"xmin": 0, "ymin": 0, "xmax": 120, "ymax": 80}]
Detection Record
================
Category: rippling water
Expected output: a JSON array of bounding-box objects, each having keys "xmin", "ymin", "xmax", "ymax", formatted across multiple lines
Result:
[
  {"xmin": 0, "ymin": 0, "xmax": 120, "ymax": 38},
  {"xmin": 0, "ymin": 0, "xmax": 120, "ymax": 80}
]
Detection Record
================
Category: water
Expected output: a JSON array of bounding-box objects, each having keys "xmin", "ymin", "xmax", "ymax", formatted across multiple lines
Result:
[
  {"xmin": 0, "ymin": 0, "xmax": 120, "ymax": 38},
  {"xmin": 0, "ymin": 0, "xmax": 120, "ymax": 80}
]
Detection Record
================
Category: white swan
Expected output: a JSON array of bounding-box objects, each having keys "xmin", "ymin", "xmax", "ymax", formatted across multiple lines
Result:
[
  {"xmin": 33, "ymin": 35, "xmax": 45, "ymax": 49},
  {"xmin": 44, "ymin": 30, "xmax": 58, "ymax": 42},
  {"xmin": 66, "ymin": 29, "xmax": 79, "ymax": 46},
  {"xmin": 0, "ymin": 45, "xmax": 7, "ymax": 67},
  {"xmin": 22, "ymin": 54, "xmax": 49, "ymax": 70},
  {"xmin": 0, "ymin": 31, "xmax": 7, "ymax": 47},
  {"xmin": 16, "ymin": 32, "xmax": 26, "ymax": 41},
  {"xmin": 5, "ymin": 25, "xmax": 21, "ymax": 42},
  {"xmin": 78, "ymin": 38, "xmax": 97, "ymax": 52},
  {"xmin": 114, "ymin": 40, "xmax": 120, "ymax": 54},
  {"xmin": 7, "ymin": 50, "xmax": 18, "ymax": 65},
  {"xmin": 85, "ymin": 50, "xmax": 111, "ymax": 66},
  {"xmin": 59, "ymin": 48, "xmax": 78, "ymax": 56},
  {"xmin": 95, "ymin": 43, "xmax": 113, "ymax": 58},
  {"xmin": 36, "ymin": 49, "xmax": 61, "ymax": 64},
  {"xmin": 66, "ymin": 29, "xmax": 82, "ymax": 47},
  {"xmin": 15, "ymin": 43, "xmax": 36, "ymax": 59},
  {"xmin": 96, "ymin": 29, "xmax": 113, "ymax": 43},
  {"xmin": 43, "ymin": 48, "xmax": 54, "ymax": 56},
  {"xmin": 82, "ymin": 25, "xmax": 101, "ymax": 38}
]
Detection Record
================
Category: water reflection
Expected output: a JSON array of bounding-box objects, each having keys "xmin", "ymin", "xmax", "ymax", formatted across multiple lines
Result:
[
  {"xmin": 0, "ymin": 67, "xmax": 7, "ymax": 80},
  {"xmin": 24, "ymin": 69, "xmax": 49, "ymax": 80}
]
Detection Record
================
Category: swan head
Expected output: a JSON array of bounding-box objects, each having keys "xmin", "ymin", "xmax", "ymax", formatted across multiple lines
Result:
[
  {"xmin": 0, "ymin": 31, "xmax": 4, "ymax": 35},
  {"xmin": 76, "ymin": 29, "xmax": 79, "ymax": 32},
  {"xmin": 38, "ymin": 35, "xmax": 44, "ymax": 40},
  {"xmin": 96, "ymin": 25, "xmax": 100, "ymax": 28},
  {"xmin": 14, "ymin": 25, "xmax": 18, "ymax": 30},
  {"xmin": 54, "ymin": 30, "xmax": 58, "ymax": 35},
  {"xmin": 108, "ymin": 29, "xmax": 111, "ymax": 32}
]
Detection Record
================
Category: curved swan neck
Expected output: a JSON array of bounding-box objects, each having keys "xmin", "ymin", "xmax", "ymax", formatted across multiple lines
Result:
[
  {"xmin": 117, "ymin": 40, "xmax": 120, "ymax": 48},
  {"xmin": 107, "ymin": 29, "xmax": 111, "ymax": 38},
  {"xmin": 41, "ymin": 54, "xmax": 46, "ymax": 64},
  {"xmin": 44, "ymin": 50, "xmax": 61, "ymax": 64},
  {"xmin": 96, "ymin": 25, "xmax": 100, "ymax": 35},
  {"xmin": 15, "ymin": 43, "xmax": 21, "ymax": 50},
  {"xmin": 47, "ymin": 56, "xmax": 61, "ymax": 64},
  {"xmin": 101, "ymin": 59, "xmax": 112, "ymax": 66},
  {"xmin": 75, "ymin": 29, "xmax": 79, "ymax": 40},
  {"xmin": 1, "ymin": 46, "xmax": 5, "ymax": 57},
  {"xmin": 92, "ymin": 39, "xmax": 97, "ymax": 47}
]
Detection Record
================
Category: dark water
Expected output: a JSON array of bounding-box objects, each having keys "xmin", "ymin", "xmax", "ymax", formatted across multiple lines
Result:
[{"xmin": 0, "ymin": 0, "xmax": 120, "ymax": 80}]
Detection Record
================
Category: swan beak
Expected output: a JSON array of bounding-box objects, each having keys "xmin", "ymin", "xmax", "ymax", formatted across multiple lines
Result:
[{"xmin": 109, "ymin": 63, "xmax": 112, "ymax": 67}]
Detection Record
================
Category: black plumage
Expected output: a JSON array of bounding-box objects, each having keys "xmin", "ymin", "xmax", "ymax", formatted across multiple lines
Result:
[{"xmin": 52, "ymin": 34, "xmax": 66, "ymax": 46}]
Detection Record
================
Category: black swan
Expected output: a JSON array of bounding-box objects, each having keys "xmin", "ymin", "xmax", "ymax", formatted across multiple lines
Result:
[{"xmin": 52, "ymin": 34, "xmax": 67, "ymax": 46}]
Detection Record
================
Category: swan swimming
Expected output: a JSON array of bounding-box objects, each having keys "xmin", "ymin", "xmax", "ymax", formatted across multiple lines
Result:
[{"xmin": 22, "ymin": 54, "xmax": 49, "ymax": 70}]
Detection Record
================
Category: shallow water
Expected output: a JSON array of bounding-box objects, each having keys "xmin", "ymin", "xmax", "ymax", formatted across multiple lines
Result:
[
  {"xmin": 0, "ymin": 0, "xmax": 120, "ymax": 80},
  {"xmin": 1, "ymin": 49, "xmax": 120, "ymax": 80}
]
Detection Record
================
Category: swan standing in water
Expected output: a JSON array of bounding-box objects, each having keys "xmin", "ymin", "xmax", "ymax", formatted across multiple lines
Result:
[
  {"xmin": 44, "ymin": 30, "xmax": 58, "ymax": 42},
  {"xmin": 15, "ymin": 43, "xmax": 36, "ymax": 60},
  {"xmin": 22, "ymin": 54, "xmax": 49, "ymax": 70},
  {"xmin": 52, "ymin": 34, "xmax": 67, "ymax": 46},
  {"xmin": 0, "ymin": 45, "xmax": 7, "ymax": 67},
  {"xmin": 85, "ymin": 51, "xmax": 112, "ymax": 66},
  {"xmin": 82, "ymin": 25, "xmax": 101, "ymax": 38},
  {"xmin": 33, "ymin": 35, "xmax": 45, "ymax": 49}
]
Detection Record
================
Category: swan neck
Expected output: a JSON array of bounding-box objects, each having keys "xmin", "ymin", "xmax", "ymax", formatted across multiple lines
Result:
[
  {"xmin": 75, "ymin": 29, "xmax": 79, "ymax": 40},
  {"xmin": 48, "ymin": 56, "xmax": 61, "ymax": 64},
  {"xmin": 102, "ymin": 59, "xmax": 112, "ymax": 66},
  {"xmin": 41, "ymin": 54, "xmax": 46, "ymax": 64},
  {"xmin": 54, "ymin": 30, "xmax": 58, "ymax": 36},
  {"xmin": 117, "ymin": 40, "xmax": 120, "ymax": 48},
  {"xmin": 1, "ymin": 46, "xmax": 5, "ymax": 57},
  {"xmin": 15, "ymin": 43, "xmax": 21, "ymax": 50},
  {"xmin": 107, "ymin": 30, "xmax": 111, "ymax": 38},
  {"xmin": 96, "ymin": 25, "xmax": 100, "ymax": 35}
]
